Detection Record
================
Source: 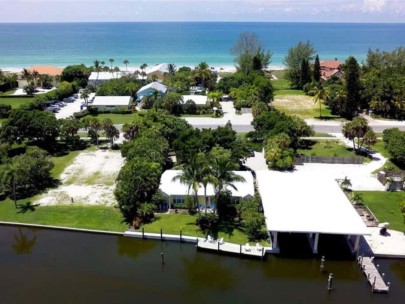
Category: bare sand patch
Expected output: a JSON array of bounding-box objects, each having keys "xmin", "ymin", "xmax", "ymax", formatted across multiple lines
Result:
[{"xmin": 37, "ymin": 150, "xmax": 124, "ymax": 206}]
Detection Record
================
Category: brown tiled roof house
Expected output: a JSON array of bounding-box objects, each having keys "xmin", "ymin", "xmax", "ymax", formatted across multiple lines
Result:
[{"xmin": 320, "ymin": 60, "xmax": 343, "ymax": 80}]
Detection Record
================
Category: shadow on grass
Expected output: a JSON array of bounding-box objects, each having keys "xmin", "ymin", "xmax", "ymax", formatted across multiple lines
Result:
[{"xmin": 17, "ymin": 201, "xmax": 40, "ymax": 213}]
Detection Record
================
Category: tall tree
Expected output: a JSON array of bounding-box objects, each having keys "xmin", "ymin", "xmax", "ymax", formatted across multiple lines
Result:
[
  {"xmin": 115, "ymin": 157, "xmax": 162, "ymax": 224},
  {"xmin": 300, "ymin": 58, "xmax": 312, "ymax": 88},
  {"xmin": 102, "ymin": 118, "xmax": 120, "ymax": 145},
  {"xmin": 93, "ymin": 60, "xmax": 101, "ymax": 88},
  {"xmin": 231, "ymin": 32, "xmax": 271, "ymax": 75},
  {"xmin": 193, "ymin": 62, "xmax": 212, "ymax": 89},
  {"xmin": 343, "ymin": 56, "xmax": 361, "ymax": 119},
  {"xmin": 123, "ymin": 60, "xmax": 129, "ymax": 72},
  {"xmin": 284, "ymin": 41, "xmax": 316, "ymax": 89},
  {"xmin": 109, "ymin": 58, "xmax": 114, "ymax": 71},
  {"xmin": 313, "ymin": 54, "xmax": 321, "ymax": 82},
  {"xmin": 172, "ymin": 155, "xmax": 203, "ymax": 214},
  {"xmin": 209, "ymin": 146, "xmax": 245, "ymax": 216}
]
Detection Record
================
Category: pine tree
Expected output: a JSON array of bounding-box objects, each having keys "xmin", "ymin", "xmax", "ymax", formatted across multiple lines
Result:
[
  {"xmin": 344, "ymin": 56, "xmax": 361, "ymax": 119},
  {"xmin": 313, "ymin": 54, "xmax": 321, "ymax": 82},
  {"xmin": 300, "ymin": 59, "xmax": 312, "ymax": 89}
]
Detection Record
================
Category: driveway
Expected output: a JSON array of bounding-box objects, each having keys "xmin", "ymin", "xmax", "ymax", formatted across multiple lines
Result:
[{"xmin": 55, "ymin": 93, "xmax": 95, "ymax": 119}]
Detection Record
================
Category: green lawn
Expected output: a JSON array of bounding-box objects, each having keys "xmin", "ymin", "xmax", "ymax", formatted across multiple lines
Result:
[
  {"xmin": 274, "ymin": 89, "xmax": 306, "ymax": 96},
  {"xmin": 2, "ymin": 89, "xmax": 16, "ymax": 96},
  {"xmin": 50, "ymin": 150, "xmax": 82, "ymax": 179},
  {"xmin": 271, "ymin": 70, "xmax": 286, "ymax": 79},
  {"xmin": 298, "ymin": 139, "xmax": 364, "ymax": 158},
  {"xmin": 0, "ymin": 199, "xmax": 128, "ymax": 232},
  {"xmin": 312, "ymin": 132, "xmax": 334, "ymax": 138},
  {"xmin": 95, "ymin": 113, "xmax": 137, "ymax": 124},
  {"xmin": 356, "ymin": 191, "xmax": 405, "ymax": 232},
  {"xmin": 371, "ymin": 140, "xmax": 404, "ymax": 172},
  {"xmin": 142, "ymin": 213, "xmax": 269, "ymax": 245},
  {"xmin": 0, "ymin": 97, "xmax": 34, "ymax": 109},
  {"xmin": 272, "ymin": 78, "xmax": 291, "ymax": 90}
]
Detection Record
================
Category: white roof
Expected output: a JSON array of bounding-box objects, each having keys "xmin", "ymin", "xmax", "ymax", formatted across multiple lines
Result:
[
  {"xmin": 89, "ymin": 72, "xmax": 123, "ymax": 80},
  {"xmin": 182, "ymin": 95, "xmax": 208, "ymax": 105},
  {"xmin": 137, "ymin": 81, "xmax": 168, "ymax": 94},
  {"xmin": 147, "ymin": 63, "xmax": 169, "ymax": 75},
  {"xmin": 92, "ymin": 96, "xmax": 132, "ymax": 106},
  {"xmin": 256, "ymin": 170, "xmax": 369, "ymax": 236},
  {"xmin": 160, "ymin": 170, "xmax": 254, "ymax": 198}
]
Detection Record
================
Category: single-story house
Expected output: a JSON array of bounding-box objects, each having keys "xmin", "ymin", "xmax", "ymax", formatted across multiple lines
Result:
[
  {"xmin": 18, "ymin": 65, "xmax": 63, "ymax": 88},
  {"xmin": 136, "ymin": 81, "xmax": 168, "ymax": 102},
  {"xmin": 146, "ymin": 63, "xmax": 169, "ymax": 80},
  {"xmin": 88, "ymin": 72, "xmax": 123, "ymax": 87},
  {"xmin": 181, "ymin": 95, "xmax": 208, "ymax": 106},
  {"xmin": 91, "ymin": 96, "xmax": 132, "ymax": 111},
  {"xmin": 159, "ymin": 170, "xmax": 254, "ymax": 210},
  {"xmin": 320, "ymin": 60, "xmax": 343, "ymax": 80}
]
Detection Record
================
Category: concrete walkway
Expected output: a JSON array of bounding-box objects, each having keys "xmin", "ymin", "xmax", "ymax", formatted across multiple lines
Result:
[{"xmin": 364, "ymin": 227, "xmax": 405, "ymax": 258}]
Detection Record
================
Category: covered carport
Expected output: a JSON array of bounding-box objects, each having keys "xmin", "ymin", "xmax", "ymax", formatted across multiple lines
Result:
[{"xmin": 256, "ymin": 170, "xmax": 370, "ymax": 254}]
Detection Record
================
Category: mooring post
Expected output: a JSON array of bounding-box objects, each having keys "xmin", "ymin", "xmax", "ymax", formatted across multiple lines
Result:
[
  {"xmin": 180, "ymin": 230, "xmax": 182, "ymax": 242},
  {"xmin": 161, "ymin": 252, "xmax": 165, "ymax": 265},
  {"xmin": 217, "ymin": 241, "xmax": 220, "ymax": 251},
  {"xmin": 320, "ymin": 256, "xmax": 325, "ymax": 272},
  {"xmin": 327, "ymin": 273, "xmax": 333, "ymax": 291},
  {"xmin": 240, "ymin": 244, "xmax": 242, "ymax": 254},
  {"xmin": 387, "ymin": 282, "xmax": 390, "ymax": 291},
  {"xmin": 142, "ymin": 228, "xmax": 145, "ymax": 239},
  {"xmin": 372, "ymin": 276, "xmax": 376, "ymax": 292},
  {"xmin": 160, "ymin": 228, "xmax": 163, "ymax": 240},
  {"xmin": 382, "ymin": 273, "xmax": 385, "ymax": 282}
]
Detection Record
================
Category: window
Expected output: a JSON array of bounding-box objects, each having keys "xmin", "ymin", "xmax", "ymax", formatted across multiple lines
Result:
[{"xmin": 172, "ymin": 196, "xmax": 185, "ymax": 205}]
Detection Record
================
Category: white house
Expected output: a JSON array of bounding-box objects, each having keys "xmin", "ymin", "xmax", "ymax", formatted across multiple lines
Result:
[
  {"xmin": 159, "ymin": 170, "xmax": 254, "ymax": 210},
  {"xmin": 136, "ymin": 82, "xmax": 168, "ymax": 102},
  {"xmin": 88, "ymin": 72, "xmax": 123, "ymax": 87},
  {"xmin": 91, "ymin": 96, "xmax": 133, "ymax": 111},
  {"xmin": 146, "ymin": 63, "xmax": 169, "ymax": 80},
  {"xmin": 181, "ymin": 95, "xmax": 208, "ymax": 106}
]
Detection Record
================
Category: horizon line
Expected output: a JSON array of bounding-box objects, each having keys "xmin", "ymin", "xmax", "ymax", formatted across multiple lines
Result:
[{"xmin": 1, "ymin": 21, "xmax": 405, "ymax": 25}]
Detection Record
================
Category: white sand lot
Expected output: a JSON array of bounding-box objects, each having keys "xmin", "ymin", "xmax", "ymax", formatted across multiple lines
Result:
[{"xmin": 37, "ymin": 149, "xmax": 124, "ymax": 206}]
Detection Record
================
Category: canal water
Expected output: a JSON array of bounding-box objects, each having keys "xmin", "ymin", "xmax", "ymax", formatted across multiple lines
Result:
[{"xmin": 0, "ymin": 225, "xmax": 403, "ymax": 304}]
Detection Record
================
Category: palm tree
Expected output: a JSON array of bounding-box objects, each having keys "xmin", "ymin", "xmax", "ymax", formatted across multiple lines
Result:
[
  {"xmin": 32, "ymin": 70, "xmax": 40, "ymax": 86},
  {"xmin": 168, "ymin": 63, "xmax": 176, "ymax": 75},
  {"xmin": 109, "ymin": 58, "xmax": 114, "ymax": 71},
  {"xmin": 123, "ymin": 60, "xmax": 129, "ymax": 72},
  {"xmin": 172, "ymin": 155, "xmax": 203, "ymax": 214},
  {"xmin": 21, "ymin": 68, "xmax": 32, "ymax": 81},
  {"xmin": 310, "ymin": 85, "xmax": 330, "ymax": 118},
  {"xmin": 81, "ymin": 88, "xmax": 90, "ymax": 106},
  {"xmin": 194, "ymin": 62, "xmax": 211, "ymax": 89},
  {"xmin": 93, "ymin": 60, "xmax": 101, "ymax": 87},
  {"xmin": 113, "ymin": 66, "xmax": 120, "ymax": 78},
  {"xmin": 198, "ymin": 153, "xmax": 216, "ymax": 216},
  {"xmin": 140, "ymin": 63, "xmax": 148, "ymax": 79},
  {"xmin": 209, "ymin": 147, "xmax": 245, "ymax": 215}
]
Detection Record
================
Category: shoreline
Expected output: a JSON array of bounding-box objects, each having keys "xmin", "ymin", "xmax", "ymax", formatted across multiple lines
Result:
[{"xmin": 0, "ymin": 64, "xmax": 286, "ymax": 74}]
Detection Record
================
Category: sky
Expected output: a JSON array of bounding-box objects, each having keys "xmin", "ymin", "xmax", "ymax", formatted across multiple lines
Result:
[{"xmin": 0, "ymin": 0, "xmax": 404, "ymax": 23}]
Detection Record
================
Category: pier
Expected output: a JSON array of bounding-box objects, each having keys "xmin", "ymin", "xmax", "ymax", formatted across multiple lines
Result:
[{"xmin": 358, "ymin": 256, "xmax": 390, "ymax": 293}]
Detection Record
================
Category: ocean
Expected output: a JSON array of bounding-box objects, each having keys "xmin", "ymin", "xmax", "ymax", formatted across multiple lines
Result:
[{"xmin": 1, "ymin": 22, "xmax": 405, "ymax": 70}]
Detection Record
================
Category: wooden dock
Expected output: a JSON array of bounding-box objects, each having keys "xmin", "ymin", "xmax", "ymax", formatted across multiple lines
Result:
[
  {"xmin": 196, "ymin": 239, "xmax": 267, "ymax": 259},
  {"xmin": 357, "ymin": 256, "xmax": 390, "ymax": 293}
]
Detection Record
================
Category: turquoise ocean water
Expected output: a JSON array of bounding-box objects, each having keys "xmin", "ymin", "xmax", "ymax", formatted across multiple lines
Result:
[{"xmin": 0, "ymin": 22, "xmax": 405, "ymax": 69}]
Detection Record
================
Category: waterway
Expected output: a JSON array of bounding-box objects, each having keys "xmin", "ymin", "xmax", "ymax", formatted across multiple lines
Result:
[{"xmin": 0, "ymin": 225, "xmax": 404, "ymax": 303}]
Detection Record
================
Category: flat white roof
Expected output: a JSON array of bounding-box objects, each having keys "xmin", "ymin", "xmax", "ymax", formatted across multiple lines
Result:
[
  {"xmin": 256, "ymin": 170, "xmax": 369, "ymax": 236},
  {"xmin": 182, "ymin": 95, "xmax": 208, "ymax": 105},
  {"xmin": 89, "ymin": 72, "xmax": 123, "ymax": 80},
  {"xmin": 160, "ymin": 170, "xmax": 254, "ymax": 198},
  {"xmin": 92, "ymin": 96, "xmax": 132, "ymax": 106}
]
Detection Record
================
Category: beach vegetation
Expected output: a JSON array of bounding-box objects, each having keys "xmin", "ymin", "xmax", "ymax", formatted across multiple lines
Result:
[
  {"xmin": 0, "ymin": 70, "xmax": 18, "ymax": 92},
  {"xmin": 284, "ymin": 41, "xmax": 316, "ymax": 89},
  {"xmin": 123, "ymin": 60, "xmax": 129, "ymax": 71},
  {"xmin": 231, "ymin": 32, "xmax": 271, "ymax": 75},
  {"xmin": 97, "ymin": 77, "xmax": 141, "ymax": 97},
  {"xmin": 61, "ymin": 64, "xmax": 91, "ymax": 87}
]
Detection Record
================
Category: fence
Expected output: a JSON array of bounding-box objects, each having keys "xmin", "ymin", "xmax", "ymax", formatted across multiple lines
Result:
[{"xmin": 295, "ymin": 155, "xmax": 363, "ymax": 165}]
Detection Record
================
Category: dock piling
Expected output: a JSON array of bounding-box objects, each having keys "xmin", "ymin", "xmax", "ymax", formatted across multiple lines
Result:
[
  {"xmin": 142, "ymin": 228, "xmax": 144, "ymax": 239},
  {"xmin": 160, "ymin": 229, "xmax": 163, "ymax": 240},
  {"xmin": 320, "ymin": 256, "xmax": 325, "ymax": 272},
  {"xmin": 327, "ymin": 273, "xmax": 333, "ymax": 291},
  {"xmin": 161, "ymin": 252, "xmax": 165, "ymax": 265},
  {"xmin": 180, "ymin": 230, "xmax": 182, "ymax": 242}
]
